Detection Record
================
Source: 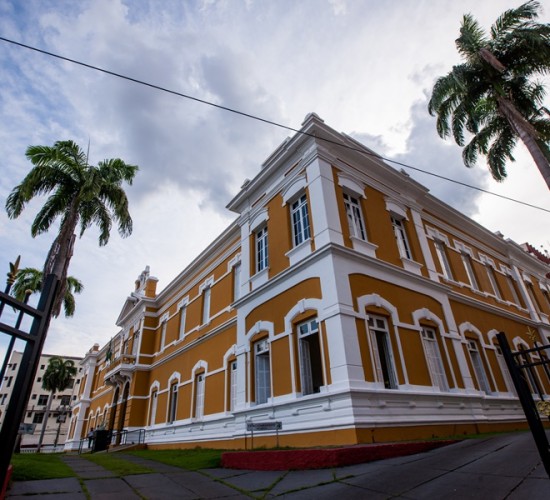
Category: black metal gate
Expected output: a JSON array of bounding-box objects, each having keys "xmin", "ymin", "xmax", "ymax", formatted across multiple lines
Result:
[
  {"xmin": 0, "ymin": 267, "xmax": 59, "ymax": 487},
  {"xmin": 496, "ymin": 331, "xmax": 550, "ymax": 478}
]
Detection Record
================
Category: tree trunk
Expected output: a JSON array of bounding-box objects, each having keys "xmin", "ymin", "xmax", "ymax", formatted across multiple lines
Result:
[
  {"xmin": 37, "ymin": 391, "xmax": 55, "ymax": 452},
  {"xmin": 497, "ymin": 97, "xmax": 550, "ymax": 190},
  {"xmin": 43, "ymin": 203, "xmax": 78, "ymax": 317}
]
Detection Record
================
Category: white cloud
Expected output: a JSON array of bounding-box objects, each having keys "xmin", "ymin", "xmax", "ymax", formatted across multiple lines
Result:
[{"xmin": 1, "ymin": 0, "xmax": 548, "ymax": 364}]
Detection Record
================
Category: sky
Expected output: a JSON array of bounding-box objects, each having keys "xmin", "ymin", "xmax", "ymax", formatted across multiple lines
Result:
[{"xmin": 0, "ymin": 0, "xmax": 549, "ymax": 363}]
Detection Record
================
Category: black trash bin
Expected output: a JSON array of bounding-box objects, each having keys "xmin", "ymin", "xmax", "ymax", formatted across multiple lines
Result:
[{"xmin": 93, "ymin": 429, "xmax": 110, "ymax": 452}]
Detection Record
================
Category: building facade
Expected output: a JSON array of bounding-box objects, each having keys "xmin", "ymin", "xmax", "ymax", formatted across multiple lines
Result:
[
  {"xmin": 0, "ymin": 350, "xmax": 82, "ymax": 451},
  {"xmin": 65, "ymin": 113, "xmax": 550, "ymax": 451}
]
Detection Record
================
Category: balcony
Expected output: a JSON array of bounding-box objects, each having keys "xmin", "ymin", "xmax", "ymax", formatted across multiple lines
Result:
[{"xmin": 104, "ymin": 354, "xmax": 136, "ymax": 386}]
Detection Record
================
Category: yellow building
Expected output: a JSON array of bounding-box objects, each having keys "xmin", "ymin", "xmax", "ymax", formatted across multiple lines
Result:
[{"xmin": 65, "ymin": 113, "xmax": 550, "ymax": 451}]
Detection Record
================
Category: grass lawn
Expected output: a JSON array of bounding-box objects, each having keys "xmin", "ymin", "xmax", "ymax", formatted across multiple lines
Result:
[
  {"xmin": 10, "ymin": 453, "xmax": 75, "ymax": 481},
  {"xmin": 128, "ymin": 448, "xmax": 223, "ymax": 470},
  {"xmin": 84, "ymin": 453, "xmax": 152, "ymax": 475}
]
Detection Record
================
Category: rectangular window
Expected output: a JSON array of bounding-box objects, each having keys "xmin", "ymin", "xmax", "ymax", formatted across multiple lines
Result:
[
  {"xmin": 291, "ymin": 194, "xmax": 311, "ymax": 246},
  {"xmin": 60, "ymin": 395, "xmax": 71, "ymax": 406},
  {"xmin": 178, "ymin": 305, "xmax": 187, "ymax": 340},
  {"xmin": 256, "ymin": 226, "xmax": 269, "ymax": 273},
  {"xmin": 506, "ymin": 275, "xmax": 525, "ymax": 307},
  {"xmin": 6, "ymin": 377, "xmax": 13, "ymax": 388},
  {"xmin": 461, "ymin": 253, "xmax": 479, "ymax": 290},
  {"xmin": 33, "ymin": 412, "xmax": 44, "ymax": 424},
  {"xmin": 434, "ymin": 240, "xmax": 453, "ymax": 280},
  {"xmin": 11, "ymin": 363, "xmax": 17, "ymax": 371},
  {"xmin": 526, "ymin": 282, "xmax": 543, "ymax": 313},
  {"xmin": 421, "ymin": 327, "xmax": 448, "ymax": 391},
  {"xmin": 254, "ymin": 339, "xmax": 271, "ymax": 404},
  {"xmin": 194, "ymin": 374, "xmax": 205, "ymax": 419},
  {"xmin": 0, "ymin": 394, "xmax": 6, "ymax": 405},
  {"xmin": 233, "ymin": 263, "xmax": 241, "ymax": 301},
  {"xmin": 468, "ymin": 340, "xmax": 491, "ymax": 394},
  {"xmin": 38, "ymin": 394, "xmax": 49, "ymax": 406},
  {"xmin": 485, "ymin": 266, "xmax": 502, "ymax": 299},
  {"xmin": 230, "ymin": 361, "xmax": 237, "ymax": 411},
  {"xmin": 298, "ymin": 318, "xmax": 324, "ymax": 395},
  {"xmin": 495, "ymin": 346, "xmax": 515, "ymax": 394},
  {"xmin": 168, "ymin": 383, "xmax": 178, "ymax": 423},
  {"xmin": 160, "ymin": 320, "xmax": 167, "ymax": 350},
  {"xmin": 343, "ymin": 193, "xmax": 366, "ymax": 240},
  {"xmin": 367, "ymin": 316, "xmax": 398, "ymax": 389},
  {"xmin": 149, "ymin": 390, "xmax": 158, "ymax": 425},
  {"xmin": 391, "ymin": 216, "xmax": 412, "ymax": 260},
  {"xmin": 202, "ymin": 287, "xmax": 211, "ymax": 324}
]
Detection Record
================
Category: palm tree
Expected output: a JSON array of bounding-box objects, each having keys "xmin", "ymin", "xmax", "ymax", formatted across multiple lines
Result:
[
  {"xmin": 12, "ymin": 267, "xmax": 83, "ymax": 317},
  {"xmin": 428, "ymin": 1, "xmax": 550, "ymax": 188},
  {"xmin": 37, "ymin": 356, "xmax": 77, "ymax": 452},
  {"xmin": 5, "ymin": 140, "xmax": 138, "ymax": 315}
]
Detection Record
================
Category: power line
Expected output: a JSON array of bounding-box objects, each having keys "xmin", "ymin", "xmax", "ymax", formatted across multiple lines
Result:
[{"xmin": 0, "ymin": 35, "xmax": 549, "ymax": 214}]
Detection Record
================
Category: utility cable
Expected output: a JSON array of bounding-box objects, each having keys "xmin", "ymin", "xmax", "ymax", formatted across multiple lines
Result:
[{"xmin": 0, "ymin": 35, "xmax": 549, "ymax": 214}]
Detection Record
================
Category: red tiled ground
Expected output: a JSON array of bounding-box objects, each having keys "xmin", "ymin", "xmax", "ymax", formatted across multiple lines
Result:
[{"xmin": 221, "ymin": 440, "xmax": 459, "ymax": 470}]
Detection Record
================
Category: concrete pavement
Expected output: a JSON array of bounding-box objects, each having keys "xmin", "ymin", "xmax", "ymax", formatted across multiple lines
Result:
[{"xmin": 6, "ymin": 431, "xmax": 549, "ymax": 499}]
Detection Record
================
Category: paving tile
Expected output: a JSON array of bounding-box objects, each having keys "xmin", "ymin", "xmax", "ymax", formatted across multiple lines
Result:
[
  {"xmin": 7, "ymin": 477, "xmax": 82, "ymax": 496},
  {"xmin": 167, "ymin": 471, "xmax": 249, "ymax": 498},
  {"xmin": 508, "ymin": 477, "xmax": 550, "ymax": 500},
  {"xmin": 203, "ymin": 468, "xmax": 251, "ymax": 479},
  {"xmin": 269, "ymin": 469, "xmax": 336, "ymax": 496},
  {"xmin": 124, "ymin": 473, "xmax": 198, "ymax": 499},
  {"xmin": 84, "ymin": 477, "xmax": 140, "ymax": 499},
  {"xmin": 404, "ymin": 470, "xmax": 521, "ymax": 499},
  {"xmin": 341, "ymin": 462, "xmax": 447, "ymax": 496},
  {"xmin": 272, "ymin": 481, "xmax": 386, "ymax": 499},
  {"xmin": 219, "ymin": 470, "xmax": 285, "ymax": 493}
]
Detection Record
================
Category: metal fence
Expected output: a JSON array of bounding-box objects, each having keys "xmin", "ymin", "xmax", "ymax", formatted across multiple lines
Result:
[{"xmin": 496, "ymin": 331, "xmax": 550, "ymax": 478}]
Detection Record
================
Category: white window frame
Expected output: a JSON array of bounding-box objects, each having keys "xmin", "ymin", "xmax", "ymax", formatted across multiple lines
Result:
[
  {"xmin": 167, "ymin": 383, "xmax": 178, "ymax": 423},
  {"xmin": 367, "ymin": 315, "xmax": 398, "ymax": 389},
  {"xmin": 291, "ymin": 193, "xmax": 311, "ymax": 246},
  {"xmin": 254, "ymin": 339, "xmax": 271, "ymax": 404},
  {"xmin": 233, "ymin": 262, "xmax": 241, "ymax": 301},
  {"xmin": 420, "ymin": 327, "xmax": 449, "ymax": 391},
  {"xmin": 461, "ymin": 253, "xmax": 479, "ymax": 291},
  {"xmin": 485, "ymin": 265, "xmax": 502, "ymax": 299},
  {"xmin": 467, "ymin": 340, "xmax": 491, "ymax": 395},
  {"xmin": 160, "ymin": 314, "xmax": 169, "ymax": 350},
  {"xmin": 202, "ymin": 287, "xmax": 211, "ymax": 325},
  {"xmin": 194, "ymin": 373, "xmax": 205, "ymax": 420},
  {"xmin": 343, "ymin": 192, "xmax": 366, "ymax": 241},
  {"xmin": 256, "ymin": 226, "xmax": 269, "ymax": 273},
  {"xmin": 178, "ymin": 300, "xmax": 188, "ymax": 340},
  {"xmin": 149, "ymin": 390, "xmax": 158, "ymax": 426},
  {"xmin": 391, "ymin": 216, "xmax": 412, "ymax": 260},
  {"xmin": 297, "ymin": 318, "xmax": 323, "ymax": 395},
  {"xmin": 230, "ymin": 360, "xmax": 237, "ymax": 412},
  {"xmin": 434, "ymin": 240, "xmax": 453, "ymax": 280}
]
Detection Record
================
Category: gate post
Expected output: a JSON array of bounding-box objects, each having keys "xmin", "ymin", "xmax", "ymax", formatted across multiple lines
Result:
[{"xmin": 497, "ymin": 332, "xmax": 550, "ymax": 478}]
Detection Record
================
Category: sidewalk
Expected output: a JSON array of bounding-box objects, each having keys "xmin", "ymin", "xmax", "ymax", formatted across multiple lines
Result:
[{"xmin": 7, "ymin": 431, "xmax": 549, "ymax": 499}]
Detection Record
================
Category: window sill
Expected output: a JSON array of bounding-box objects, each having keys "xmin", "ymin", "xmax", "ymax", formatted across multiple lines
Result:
[
  {"xmin": 285, "ymin": 239, "xmax": 312, "ymax": 266},
  {"xmin": 250, "ymin": 268, "xmax": 269, "ymax": 289},
  {"xmin": 400, "ymin": 257, "xmax": 422, "ymax": 275},
  {"xmin": 350, "ymin": 236, "xmax": 377, "ymax": 258}
]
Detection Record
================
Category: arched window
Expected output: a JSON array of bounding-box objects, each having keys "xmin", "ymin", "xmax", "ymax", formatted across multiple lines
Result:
[
  {"xmin": 367, "ymin": 315, "xmax": 398, "ymax": 389},
  {"xmin": 420, "ymin": 326, "xmax": 449, "ymax": 392}
]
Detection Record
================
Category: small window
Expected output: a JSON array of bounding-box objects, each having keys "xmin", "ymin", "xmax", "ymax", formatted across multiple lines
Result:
[
  {"xmin": 297, "ymin": 318, "xmax": 323, "ymax": 395},
  {"xmin": 38, "ymin": 395, "xmax": 49, "ymax": 406},
  {"xmin": 256, "ymin": 226, "xmax": 269, "ymax": 273},
  {"xmin": 461, "ymin": 253, "xmax": 479, "ymax": 290},
  {"xmin": 233, "ymin": 263, "xmax": 241, "ymax": 301},
  {"xmin": 254, "ymin": 339, "xmax": 271, "ymax": 404},
  {"xmin": 31, "ymin": 394, "xmax": 37, "ymax": 400},
  {"xmin": 167, "ymin": 383, "xmax": 178, "ymax": 424},
  {"xmin": 467, "ymin": 340, "xmax": 491, "ymax": 394},
  {"xmin": 421, "ymin": 327, "xmax": 448, "ymax": 391},
  {"xmin": 434, "ymin": 240, "xmax": 453, "ymax": 280},
  {"xmin": 485, "ymin": 266, "xmax": 502, "ymax": 299},
  {"xmin": 391, "ymin": 216, "xmax": 412, "ymax": 260},
  {"xmin": 178, "ymin": 304, "xmax": 187, "ymax": 340},
  {"xmin": 202, "ymin": 287, "xmax": 211, "ymax": 324},
  {"xmin": 194, "ymin": 374, "xmax": 205, "ymax": 419},
  {"xmin": 60, "ymin": 395, "xmax": 71, "ymax": 406},
  {"xmin": 33, "ymin": 412, "xmax": 45, "ymax": 424},
  {"xmin": 229, "ymin": 361, "xmax": 237, "ymax": 411},
  {"xmin": 343, "ymin": 193, "xmax": 366, "ymax": 240},
  {"xmin": 291, "ymin": 194, "xmax": 311, "ymax": 246}
]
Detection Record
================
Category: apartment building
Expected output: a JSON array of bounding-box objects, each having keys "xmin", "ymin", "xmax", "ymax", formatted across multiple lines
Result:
[
  {"xmin": 65, "ymin": 113, "xmax": 550, "ymax": 451},
  {"xmin": 0, "ymin": 350, "xmax": 83, "ymax": 451}
]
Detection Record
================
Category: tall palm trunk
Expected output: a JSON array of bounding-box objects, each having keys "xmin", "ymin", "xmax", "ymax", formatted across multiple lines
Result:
[
  {"xmin": 497, "ymin": 97, "xmax": 550, "ymax": 189},
  {"xmin": 43, "ymin": 202, "xmax": 78, "ymax": 316},
  {"xmin": 36, "ymin": 390, "xmax": 55, "ymax": 452}
]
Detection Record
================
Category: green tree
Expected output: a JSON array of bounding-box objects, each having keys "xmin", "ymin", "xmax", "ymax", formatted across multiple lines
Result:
[
  {"xmin": 5, "ymin": 140, "xmax": 138, "ymax": 315},
  {"xmin": 37, "ymin": 357, "xmax": 77, "ymax": 452},
  {"xmin": 428, "ymin": 1, "xmax": 550, "ymax": 188},
  {"xmin": 12, "ymin": 267, "xmax": 83, "ymax": 317}
]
